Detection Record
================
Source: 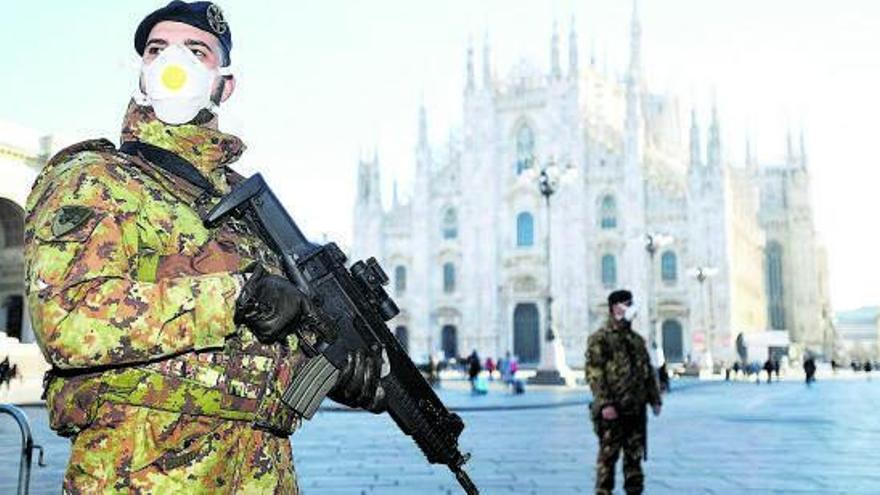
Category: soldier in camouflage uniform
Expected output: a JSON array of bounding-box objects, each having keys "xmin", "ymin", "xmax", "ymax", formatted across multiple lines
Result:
[
  {"xmin": 585, "ymin": 290, "xmax": 662, "ymax": 495},
  {"xmin": 24, "ymin": 2, "xmax": 383, "ymax": 493}
]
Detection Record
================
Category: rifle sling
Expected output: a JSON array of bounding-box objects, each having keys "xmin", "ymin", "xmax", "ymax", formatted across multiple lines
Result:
[{"xmin": 119, "ymin": 140, "xmax": 220, "ymax": 196}]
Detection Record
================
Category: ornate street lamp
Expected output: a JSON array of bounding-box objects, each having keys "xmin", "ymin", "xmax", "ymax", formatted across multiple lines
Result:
[
  {"xmin": 528, "ymin": 158, "xmax": 576, "ymax": 385},
  {"xmin": 689, "ymin": 265, "xmax": 718, "ymax": 372}
]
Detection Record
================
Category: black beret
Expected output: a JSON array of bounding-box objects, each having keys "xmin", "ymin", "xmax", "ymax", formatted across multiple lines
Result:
[
  {"xmin": 135, "ymin": 1, "xmax": 232, "ymax": 66},
  {"xmin": 607, "ymin": 290, "xmax": 633, "ymax": 309}
]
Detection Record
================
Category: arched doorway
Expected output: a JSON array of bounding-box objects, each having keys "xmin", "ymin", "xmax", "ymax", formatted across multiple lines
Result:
[
  {"xmin": 0, "ymin": 198, "xmax": 25, "ymax": 341},
  {"xmin": 513, "ymin": 303, "xmax": 540, "ymax": 364},
  {"xmin": 0, "ymin": 198, "xmax": 24, "ymax": 250},
  {"xmin": 394, "ymin": 325, "xmax": 409, "ymax": 354},
  {"xmin": 441, "ymin": 325, "xmax": 457, "ymax": 360},
  {"xmin": 2, "ymin": 296, "xmax": 23, "ymax": 340},
  {"xmin": 662, "ymin": 320, "xmax": 684, "ymax": 363}
]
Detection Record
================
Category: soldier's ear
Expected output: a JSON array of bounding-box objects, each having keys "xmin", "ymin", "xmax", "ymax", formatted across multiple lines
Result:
[{"xmin": 219, "ymin": 75, "xmax": 235, "ymax": 103}]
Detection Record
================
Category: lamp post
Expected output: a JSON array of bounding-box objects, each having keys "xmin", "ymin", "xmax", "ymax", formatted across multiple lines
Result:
[
  {"xmin": 539, "ymin": 166, "xmax": 557, "ymax": 343},
  {"xmin": 645, "ymin": 233, "xmax": 673, "ymax": 365},
  {"xmin": 690, "ymin": 266, "xmax": 718, "ymax": 372},
  {"xmin": 528, "ymin": 158, "xmax": 575, "ymax": 385}
]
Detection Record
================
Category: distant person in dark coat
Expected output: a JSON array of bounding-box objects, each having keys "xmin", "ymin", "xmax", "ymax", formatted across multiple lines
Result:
[
  {"xmin": 467, "ymin": 350, "xmax": 481, "ymax": 390},
  {"xmin": 658, "ymin": 363, "xmax": 670, "ymax": 393},
  {"xmin": 803, "ymin": 356, "xmax": 817, "ymax": 385},
  {"xmin": 763, "ymin": 359, "xmax": 774, "ymax": 383}
]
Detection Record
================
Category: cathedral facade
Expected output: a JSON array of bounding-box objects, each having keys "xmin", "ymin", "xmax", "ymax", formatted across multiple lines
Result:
[{"xmin": 352, "ymin": 4, "xmax": 832, "ymax": 367}]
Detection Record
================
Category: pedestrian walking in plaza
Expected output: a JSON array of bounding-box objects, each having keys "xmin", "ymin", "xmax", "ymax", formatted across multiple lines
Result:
[
  {"xmin": 764, "ymin": 358, "xmax": 774, "ymax": 383},
  {"xmin": 864, "ymin": 361, "xmax": 872, "ymax": 380},
  {"xmin": 804, "ymin": 356, "xmax": 817, "ymax": 385},
  {"xmin": 732, "ymin": 361, "xmax": 741, "ymax": 380},
  {"xmin": 0, "ymin": 357, "xmax": 9, "ymax": 389},
  {"xmin": 485, "ymin": 356, "xmax": 496, "ymax": 380},
  {"xmin": 658, "ymin": 363, "xmax": 671, "ymax": 393},
  {"xmin": 499, "ymin": 351, "xmax": 511, "ymax": 387},
  {"xmin": 427, "ymin": 354, "xmax": 440, "ymax": 387},
  {"xmin": 467, "ymin": 350, "xmax": 482, "ymax": 390},
  {"xmin": 774, "ymin": 360, "xmax": 781, "ymax": 380},
  {"xmin": 586, "ymin": 290, "xmax": 662, "ymax": 495},
  {"xmin": 750, "ymin": 362, "xmax": 762, "ymax": 384}
]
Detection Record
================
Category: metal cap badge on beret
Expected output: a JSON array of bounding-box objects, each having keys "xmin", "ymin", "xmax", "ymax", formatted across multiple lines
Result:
[
  {"xmin": 134, "ymin": 1, "xmax": 232, "ymax": 66},
  {"xmin": 607, "ymin": 289, "xmax": 633, "ymax": 309}
]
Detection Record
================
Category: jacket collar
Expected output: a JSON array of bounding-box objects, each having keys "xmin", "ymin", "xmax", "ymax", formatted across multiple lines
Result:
[{"xmin": 119, "ymin": 101, "xmax": 245, "ymax": 193}]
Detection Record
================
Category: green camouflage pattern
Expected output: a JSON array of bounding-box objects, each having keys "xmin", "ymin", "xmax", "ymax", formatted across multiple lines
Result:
[
  {"xmin": 63, "ymin": 404, "xmax": 297, "ymax": 494},
  {"xmin": 25, "ymin": 101, "xmax": 305, "ymax": 493},
  {"xmin": 594, "ymin": 414, "xmax": 646, "ymax": 495},
  {"xmin": 585, "ymin": 319, "xmax": 661, "ymax": 415},
  {"xmin": 585, "ymin": 319, "xmax": 661, "ymax": 495}
]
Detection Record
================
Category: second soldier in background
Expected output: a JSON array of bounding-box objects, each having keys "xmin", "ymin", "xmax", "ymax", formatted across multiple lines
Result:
[{"xmin": 585, "ymin": 290, "xmax": 662, "ymax": 495}]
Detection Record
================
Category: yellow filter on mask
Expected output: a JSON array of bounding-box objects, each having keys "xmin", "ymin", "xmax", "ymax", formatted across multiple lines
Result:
[{"xmin": 161, "ymin": 65, "xmax": 188, "ymax": 92}]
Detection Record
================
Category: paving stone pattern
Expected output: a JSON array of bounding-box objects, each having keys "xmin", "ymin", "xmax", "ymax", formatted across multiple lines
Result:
[{"xmin": 2, "ymin": 379, "xmax": 879, "ymax": 494}]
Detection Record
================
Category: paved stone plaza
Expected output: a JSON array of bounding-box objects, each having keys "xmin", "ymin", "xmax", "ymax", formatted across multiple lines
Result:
[{"xmin": 2, "ymin": 378, "xmax": 879, "ymax": 494}]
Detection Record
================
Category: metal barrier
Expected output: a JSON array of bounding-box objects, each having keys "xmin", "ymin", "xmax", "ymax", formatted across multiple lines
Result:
[{"xmin": 0, "ymin": 404, "xmax": 45, "ymax": 495}]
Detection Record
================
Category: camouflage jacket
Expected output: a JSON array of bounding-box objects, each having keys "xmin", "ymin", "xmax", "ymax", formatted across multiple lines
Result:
[
  {"xmin": 24, "ymin": 102, "xmax": 306, "ymax": 436},
  {"xmin": 585, "ymin": 319, "xmax": 661, "ymax": 417}
]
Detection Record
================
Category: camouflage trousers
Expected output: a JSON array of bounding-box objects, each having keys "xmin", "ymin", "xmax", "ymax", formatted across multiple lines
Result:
[
  {"xmin": 62, "ymin": 403, "xmax": 298, "ymax": 494},
  {"xmin": 593, "ymin": 415, "xmax": 645, "ymax": 495}
]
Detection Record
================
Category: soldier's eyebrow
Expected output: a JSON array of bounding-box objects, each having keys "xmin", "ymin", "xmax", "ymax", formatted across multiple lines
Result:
[
  {"xmin": 184, "ymin": 39, "xmax": 214, "ymax": 53},
  {"xmin": 145, "ymin": 38, "xmax": 168, "ymax": 48}
]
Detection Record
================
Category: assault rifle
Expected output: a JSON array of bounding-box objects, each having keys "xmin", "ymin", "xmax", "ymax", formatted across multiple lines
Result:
[{"xmin": 205, "ymin": 174, "xmax": 478, "ymax": 495}]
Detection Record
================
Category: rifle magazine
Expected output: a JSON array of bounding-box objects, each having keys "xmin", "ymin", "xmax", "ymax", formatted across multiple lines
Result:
[{"xmin": 281, "ymin": 354, "xmax": 340, "ymax": 420}]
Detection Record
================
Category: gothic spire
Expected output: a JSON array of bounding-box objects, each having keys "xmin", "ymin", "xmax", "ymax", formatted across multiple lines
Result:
[
  {"xmin": 483, "ymin": 30, "xmax": 492, "ymax": 88},
  {"xmin": 799, "ymin": 128, "xmax": 807, "ymax": 169},
  {"xmin": 357, "ymin": 149, "xmax": 382, "ymax": 209},
  {"xmin": 689, "ymin": 108, "xmax": 702, "ymax": 168},
  {"xmin": 745, "ymin": 133, "xmax": 753, "ymax": 167},
  {"xmin": 707, "ymin": 103, "xmax": 721, "ymax": 167},
  {"xmin": 624, "ymin": 0, "xmax": 643, "ymax": 140},
  {"xmin": 568, "ymin": 16, "xmax": 579, "ymax": 78},
  {"xmin": 627, "ymin": 0, "xmax": 642, "ymax": 85},
  {"xmin": 785, "ymin": 128, "xmax": 794, "ymax": 166},
  {"xmin": 466, "ymin": 36, "xmax": 475, "ymax": 92},
  {"xmin": 418, "ymin": 100, "xmax": 428, "ymax": 148},
  {"xmin": 551, "ymin": 20, "xmax": 561, "ymax": 79}
]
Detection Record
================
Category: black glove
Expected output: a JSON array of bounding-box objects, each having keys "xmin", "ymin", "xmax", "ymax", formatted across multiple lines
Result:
[
  {"xmin": 328, "ymin": 349, "xmax": 387, "ymax": 413},
  {"xmin": 235, "ymin": 264, "xmax": 308, "ymax": 344}
]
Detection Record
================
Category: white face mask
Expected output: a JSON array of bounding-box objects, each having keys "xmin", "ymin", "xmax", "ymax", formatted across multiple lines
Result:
[
  {"xmin": 623, "ymin": 303, "xmax": 639, "ymax": 322},
  {"xmin": 134, "ymin": 44, "xmax": 230, "ymax": 125}
]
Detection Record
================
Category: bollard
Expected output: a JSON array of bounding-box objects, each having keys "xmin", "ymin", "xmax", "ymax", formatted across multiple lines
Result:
[{"xmin": 0, "ymin": 404, "xmax": 46, "ymax": 495}]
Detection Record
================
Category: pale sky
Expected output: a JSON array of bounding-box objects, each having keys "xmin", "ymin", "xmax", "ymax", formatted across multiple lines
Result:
[{"xmin": 1, "ymin": 0, "xmax": 878, "ymax": 311}]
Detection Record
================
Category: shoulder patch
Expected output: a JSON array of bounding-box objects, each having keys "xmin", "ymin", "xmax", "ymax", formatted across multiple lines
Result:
[{"xmin": 51, "ymin": 206, "xmax": 94, "ymax": 238}]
